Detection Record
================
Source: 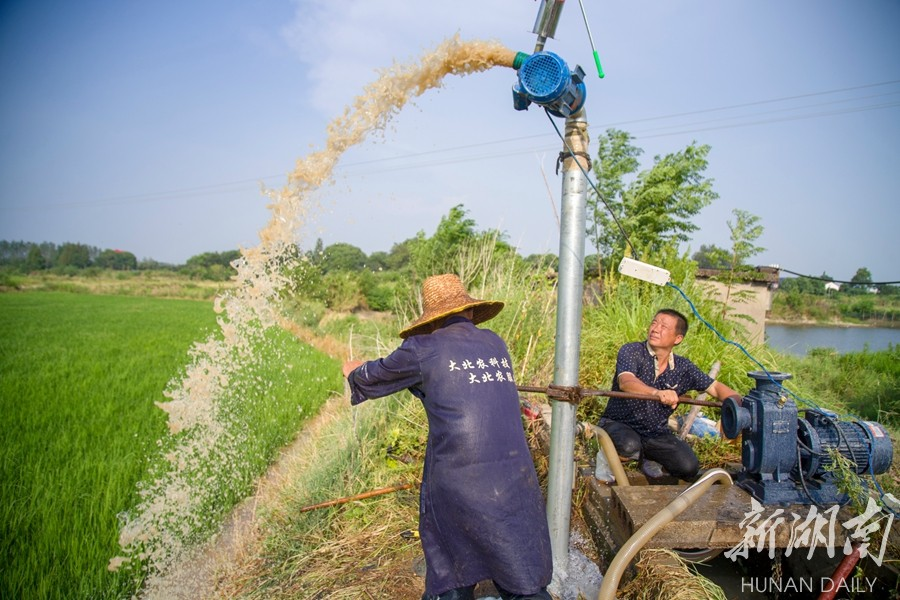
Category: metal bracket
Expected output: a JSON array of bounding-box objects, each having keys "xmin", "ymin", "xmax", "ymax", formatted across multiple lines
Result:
[{"xmin": 547, "ymin": 383, "xmax": 584, "ymax": 405}]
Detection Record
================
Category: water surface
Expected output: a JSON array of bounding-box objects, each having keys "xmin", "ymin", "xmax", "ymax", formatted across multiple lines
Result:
[{"xmin": 765, "ymin": 324, "xmax": 899, "ymax": 356}]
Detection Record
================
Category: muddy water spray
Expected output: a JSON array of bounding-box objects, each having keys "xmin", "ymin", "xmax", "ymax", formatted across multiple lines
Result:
[{"xmin": 112, "ymin": 36, "xmax": 519, "ymax": 581}]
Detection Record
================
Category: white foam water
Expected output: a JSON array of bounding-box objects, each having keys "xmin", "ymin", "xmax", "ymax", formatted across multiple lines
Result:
[
  {"xmin": 111, "ymin": 35, "xmax": 519, "ymax": 589},
  {"xmin": 548, "ymin": 530, "xmax": 605, "ymax": 600}
]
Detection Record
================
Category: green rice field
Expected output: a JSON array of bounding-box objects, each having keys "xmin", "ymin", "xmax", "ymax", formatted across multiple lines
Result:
[{"xmin": 0, "ymin": 292, "xmax": 341, "ymax": 599}]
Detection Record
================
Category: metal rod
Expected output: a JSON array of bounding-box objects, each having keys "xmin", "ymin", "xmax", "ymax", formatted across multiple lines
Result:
[
  {"xmin": 516, "ymin": 385, "xmax": 723, "ymax": 408},
  {"xmin": 576, "ymin": 0, "xmax": 605, "ymax": 78},
  {"xmin": 545, "ymin": 109, "xmax": 590, "ymax": 578}
]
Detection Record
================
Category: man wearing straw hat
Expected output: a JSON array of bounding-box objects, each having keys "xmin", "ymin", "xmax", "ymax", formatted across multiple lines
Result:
[{"xmin": 343, "ymin": 274, "xmax": 552, "ymax": 600}]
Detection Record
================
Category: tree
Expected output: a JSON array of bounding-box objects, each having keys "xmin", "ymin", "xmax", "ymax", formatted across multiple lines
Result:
[
  {"xmin": 407, "ymin": 204, "xmax": 478, "ymax": 277},
  {"xmin": 719, "ymin": 209, "xmax": 766, "ymax": 317},
  {"xmin": 320, "ymin": 243, "xmax": 367, "ymax": 273},
  {"xmin": 779, "ymin": 273, "xmax": 829, "ymax": 295},
  {"xmin": 185, "ymin": 250, "xmax": 241, "ymax": 269},
  {"xmin": 587, "ymin": 129, "xmax": 642, "ymax": 265},
  {"xmin": 725, "ymin": 209, "xmax": 765, "ymax": 271},
  {"xmin": 183, "ymin": 250, "xmax": 241, "ymax": 281},
  {"xmin": 308, "ymin": 238, "xmax": 325, "ymax": 266},
  {"xmin": 849, "ymin": 267, "xmax": 873, "ymax": 294},
  {"xmin": 386, "ymin": 239, "xmax": 412, "ymax": 271},
  {"xmin": 366, "ymin": 251, "xmax": 390, "ymax": 271},
  {"xmin": 588, "ymin": 129, "xmax": 718, "ymax": 266},
  {"xmin": 56, "ymin": 243, "xmax": 92, "ymax": 268},
  {"xmin": 524, "ymin": 253, "xmax": 559, "ymax": 272},
  {"xmin": 95, "ymin": 249, "xmax": 137, "ymax": 270},
  {"xmin": 692, "ymin": 244, "xmax": 730, "ymax": 269},
  {"xmin": 24, "ymin": 245, "xmax": 48, "ymax": 271}
]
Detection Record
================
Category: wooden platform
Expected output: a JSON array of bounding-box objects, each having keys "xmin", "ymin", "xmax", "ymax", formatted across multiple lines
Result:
[{"xmin": 581, "ymin": 476, "xmax": 853, "ymax": 567}]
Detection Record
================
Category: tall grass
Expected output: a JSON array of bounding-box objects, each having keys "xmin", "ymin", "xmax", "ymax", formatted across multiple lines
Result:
[
  {"xmin": 219, "ymin": 243, "xmax": 900, "ymax": 598},
  {"xmin": 227, "ymin": 239, "xmax": 562, "ymax": 598},
  {"xmin": 776, "ymin": 345, "xmax": 900, "ymax": 426},
  {"xmin": 577, "ymin": 249, "xmax": 784, "ymax": 424},
  {"xmin": 0, "ymin": 292, "xmax": 340, "ymax": 599}
]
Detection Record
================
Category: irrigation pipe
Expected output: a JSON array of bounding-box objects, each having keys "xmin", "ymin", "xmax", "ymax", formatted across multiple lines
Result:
[
  {"xmin": 298, "ymin": 482, "xmax": 417, "ymax": 513},
  {"xmin": 579, "ymin": 422, "xmax": 630, "ymax": 487},
  {"xmin": 597, "ymin": 468, "xmax": 733, "ymax": 600},
  {"xmin": 818, "ymin": 542, "xmax": 861, "ymax": 600}
]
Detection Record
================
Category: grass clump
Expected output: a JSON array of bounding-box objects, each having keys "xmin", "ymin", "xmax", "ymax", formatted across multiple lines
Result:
[
  {"xmin": 223, "ymin": 393, "xmax": 427, "ymax": 600},
  {"xmin": 620, "ymin": 549, "xmax": 726, "ymax": 600}
]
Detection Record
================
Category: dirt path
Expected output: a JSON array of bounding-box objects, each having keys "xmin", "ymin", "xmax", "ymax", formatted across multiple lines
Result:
[
  {"xmin": 141, "ymin": 320, "xmax": 355, "ymax": 599},
  {"xmin": 141, "ymin": 391, "xmax": 350, "ymax": 599}
]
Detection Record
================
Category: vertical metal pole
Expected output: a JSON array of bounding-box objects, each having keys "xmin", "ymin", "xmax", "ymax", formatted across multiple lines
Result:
[{"xmin": 546, "ymin": 110, "xmax": 589, "ymax": 576}]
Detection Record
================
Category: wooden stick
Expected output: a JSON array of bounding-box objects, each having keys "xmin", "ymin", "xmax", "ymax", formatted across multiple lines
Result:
[
  {"xmin": 680, "ymin": 361, "xmax": 721, "ymax": 439},
  {"xmin": 298, "ymin": 482, "xmax": 417, "ymax": 513}
]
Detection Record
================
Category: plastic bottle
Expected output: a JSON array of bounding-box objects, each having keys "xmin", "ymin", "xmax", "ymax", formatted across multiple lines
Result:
[{"xmin": 594, "ymin": 449, "xmax": 615, "ymax": 483}]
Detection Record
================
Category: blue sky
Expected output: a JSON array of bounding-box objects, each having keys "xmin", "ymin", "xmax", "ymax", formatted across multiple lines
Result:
[{"xmin": 1, "ymin": 0, "xmax": 898, "ymax": 282}]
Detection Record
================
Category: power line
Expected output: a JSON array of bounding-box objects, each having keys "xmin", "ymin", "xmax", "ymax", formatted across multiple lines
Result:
[
  {"xmin": 2, "ymin": 79, "xmax": 898, "ymax": 210},
  {"xmin": 779, "ymin": 268, "xmax": 899, "ymax": 286},
  {"xmin": 340, "ymin": 80, "xmax": 900, "ymax": 173}
]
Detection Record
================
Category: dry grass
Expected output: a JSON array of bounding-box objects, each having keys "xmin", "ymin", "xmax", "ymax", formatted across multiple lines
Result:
[
  {"xmin": 213, "ymin": 388, "xmax": 427, "ymax": 600},
  {"xmin": 229, "ymin": 511, "xmax": 424, "ymax": 599},
  {"xmin": 620, "ymin": 549, "xmax": 726, "ymax": 600}
]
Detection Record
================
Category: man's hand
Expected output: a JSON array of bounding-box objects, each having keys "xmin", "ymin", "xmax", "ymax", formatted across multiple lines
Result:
[
  {"xmin": 342, "ymin": 360, "xmax": 364, "ymax": 378},
  {"xmin": 655, "ymin": 389, "xmax": 680, "ymax": 408}
]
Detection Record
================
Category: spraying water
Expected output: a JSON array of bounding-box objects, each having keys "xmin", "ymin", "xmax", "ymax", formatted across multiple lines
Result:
[{"xmin": 111, "ymin": 35, "xmax": 519, "ymax": 586}]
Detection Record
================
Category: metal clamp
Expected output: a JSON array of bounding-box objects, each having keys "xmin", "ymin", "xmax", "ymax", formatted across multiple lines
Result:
[
  {"xmin": 556, "ymin": 150, "xmax": 592, "ymax": 174},
  {"xmin": 547, "ymin": 383, "xmax": 584, "ymax": 405}
]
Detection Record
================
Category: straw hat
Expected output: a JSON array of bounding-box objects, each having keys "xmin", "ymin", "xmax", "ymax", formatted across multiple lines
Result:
[{"xmin": 399, "ymin": 274, "xmax": 504, "ymax": 339}]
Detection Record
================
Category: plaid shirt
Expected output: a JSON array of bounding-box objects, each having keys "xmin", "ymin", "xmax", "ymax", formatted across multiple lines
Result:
[{"xmin": 602, "ymin": 340, "xmax": 714, "ymax": 437}]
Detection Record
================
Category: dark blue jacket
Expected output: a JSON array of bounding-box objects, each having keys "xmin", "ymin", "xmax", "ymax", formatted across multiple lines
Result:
[{"xmin": 347, "ymin": 316, "xmax": 552, "ymax": 595}]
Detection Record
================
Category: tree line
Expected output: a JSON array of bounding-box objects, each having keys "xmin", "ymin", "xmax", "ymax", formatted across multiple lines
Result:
[
  {"xmin": 4, "ymin": 128, "xmax": 894, "ymax": 312},
  {"xmin": 0, "ymin": 240, "xmax": 243, "ymax": 281}
]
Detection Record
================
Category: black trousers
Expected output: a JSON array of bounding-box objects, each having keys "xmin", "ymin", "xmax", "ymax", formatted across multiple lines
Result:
[{"xmin": 599, "ymin": 418, "xmax": 700, "ymax": 480}]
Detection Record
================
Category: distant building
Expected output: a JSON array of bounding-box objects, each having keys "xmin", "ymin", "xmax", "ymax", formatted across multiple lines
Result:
[{"xmin": 694, "ymin": 266, "xmax": 781, "ymax": 345}]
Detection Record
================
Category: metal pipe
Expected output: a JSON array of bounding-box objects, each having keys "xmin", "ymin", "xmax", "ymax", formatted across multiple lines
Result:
[
  {"xmin": 579, "ymin": 422, "xmax": 630, "ymax": 486},
  {"xmin": 517, "ymin": 385, "xmax": 723, "ymax": 408},
  {"xmin": 546, "ymin": 109, "xmax": 590, "ymax": 577},
  {"xmin": 597, "ymin": 469, "xmax": 734, "ymax": 600},
  {"xmin": 532, "ymin": 0, "xmax": 566, "ymax": 52}
]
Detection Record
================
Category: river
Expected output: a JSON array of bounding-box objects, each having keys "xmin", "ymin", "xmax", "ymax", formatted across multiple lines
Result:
[{"xmin": 765, "ymin": 323, "xmax": 900, "ymax": 356}]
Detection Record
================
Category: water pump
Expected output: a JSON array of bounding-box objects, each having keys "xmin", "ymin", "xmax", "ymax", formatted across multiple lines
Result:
[
  {"xmin": 721, "ymin": 371, "xmax": 893, "ymax": 505},
  {"xmin": 512, "ymin": 51, "xmax": 587, "ymax": 118}
]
